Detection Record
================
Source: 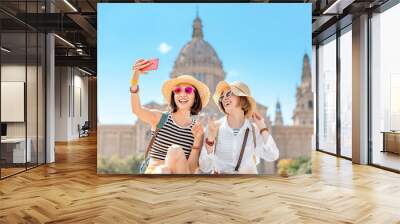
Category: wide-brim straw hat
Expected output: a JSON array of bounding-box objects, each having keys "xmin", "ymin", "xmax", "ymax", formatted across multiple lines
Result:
[
  {"xmin": 162, "ymin": 75, "xmax": 210, "ymax": 107},
  {"xmin": 213, "ymin": 81, "xmax": 256, "ymax": 117}
]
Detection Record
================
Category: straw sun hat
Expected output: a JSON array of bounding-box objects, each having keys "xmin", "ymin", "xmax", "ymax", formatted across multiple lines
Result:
[
  {"xmin": 162, "ymin": 75, "xmax": 210, "ymax": 107},
  {"xmin": 213, "ymin": 81, "xmax": 256, "ymax": 117}
]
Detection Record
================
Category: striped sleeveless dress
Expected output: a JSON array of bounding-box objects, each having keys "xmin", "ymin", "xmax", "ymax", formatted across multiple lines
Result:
[{"xmin": 149, "ymin": 113, "xmax": 196, "ymax": 160}]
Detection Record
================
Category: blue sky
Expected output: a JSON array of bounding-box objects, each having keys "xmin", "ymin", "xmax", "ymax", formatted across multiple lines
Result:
[{"xmin": 98, "ymin": 3, "xmax": 311, "ymax": 125}]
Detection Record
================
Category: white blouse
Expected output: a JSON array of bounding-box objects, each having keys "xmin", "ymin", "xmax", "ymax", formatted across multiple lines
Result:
[{"xmin": 199, "ymin": 117, "xmax": 279, "ymax": 174}]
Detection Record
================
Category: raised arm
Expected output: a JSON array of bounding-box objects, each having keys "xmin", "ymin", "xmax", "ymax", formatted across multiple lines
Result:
[
  {"xmin": 251, "ymin": 111, "xmax": 279, "ymax": 162},
  {"xmin": 130, "ymin": 59, "xmax": 162, "ymax": 128},
  {"xmin": 254, "ymin": 127, "xmax": 279, "ymax": 162}
]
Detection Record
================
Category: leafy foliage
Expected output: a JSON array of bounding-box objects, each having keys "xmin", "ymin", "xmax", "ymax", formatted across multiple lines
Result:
[
  {"xmin": 97, "ymin": 155, "xmax": 144, "ymax": 174},
  {"xmin": 277, "ymin": 156, "xmax": 311, "ymax": 177}
]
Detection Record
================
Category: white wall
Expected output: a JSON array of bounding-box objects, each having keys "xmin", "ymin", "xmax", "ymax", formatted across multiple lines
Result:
[
  {"xmin": 1, "ymin": 65, "xmax": 26, "ymax": 142},
  {"xmin": 55, "ymin": 67, "xmax": 89, "ymax": 141},
  {"xmin": 1, "ymin": 65, "xmax": 38, "ymax": 138},
  {"xmin": 1, "ymin": 63, "xmax": 46, "ymax": 164},
  {"xmin": 72, "ymin": 72, "xmax": 89, "ymax": 138},
  {"xmin": 1, "ymin": 65, "xmax": 26, "ymax": 129},
  {"xmin": 1, "ymin": 82, "xmax": 25, "ymax": 122},
  {"xmin": 55, "ymin": 66, "xmax": 69, "ymax": 141}
]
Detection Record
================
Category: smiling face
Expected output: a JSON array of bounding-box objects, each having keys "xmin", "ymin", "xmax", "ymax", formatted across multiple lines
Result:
[
  {"xmin": 219, "ymin": 88, "xmax": 251, "ymax": 116},
  {"xmin": 170, "ymin": 83, "xmax": 202, "ymax": 115},
  {"xmin": 219, "ymin": 88, "xmax": 240, "ymax": 115},
  {"xmin": 174, "ymin": 84, "xmax": 195, "ymax": 110}
]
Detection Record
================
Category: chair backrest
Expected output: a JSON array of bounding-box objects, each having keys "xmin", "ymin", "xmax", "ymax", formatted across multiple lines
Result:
[{"xmin": 82, "ymin": 121, "xmax": 90, "ymax": 129}]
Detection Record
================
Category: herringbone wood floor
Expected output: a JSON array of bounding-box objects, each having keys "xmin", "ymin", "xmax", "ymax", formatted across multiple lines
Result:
[{"xmin": 1, "ymin": 135, "xmax": 400, "ymax": 224}]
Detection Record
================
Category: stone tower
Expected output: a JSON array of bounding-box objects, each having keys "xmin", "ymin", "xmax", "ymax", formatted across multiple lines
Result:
[
  {"xmin": 274, "ymin": 100, "xmax": 284, "ymax": 126},
  {"xmin": 292, "ymin": 53, "xmax": 314, "ymax": 127}
]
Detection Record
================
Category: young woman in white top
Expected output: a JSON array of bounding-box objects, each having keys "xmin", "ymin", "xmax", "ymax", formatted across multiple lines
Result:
[{"xmin": 199, "ymin": 81, "xmax": 279, "ymax": 174}]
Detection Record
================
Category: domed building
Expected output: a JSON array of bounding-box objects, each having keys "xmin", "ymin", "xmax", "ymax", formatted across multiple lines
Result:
[{"xmin": 170, "ymin": 15, "xmax": 225, "ymax": 117}]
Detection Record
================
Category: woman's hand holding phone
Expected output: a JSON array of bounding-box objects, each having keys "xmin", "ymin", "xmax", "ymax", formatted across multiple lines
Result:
[
  {"xmin": 131, "ymin": 58, "xmax": 158, "ymax": 87},
  {"xmin": 140, "ymin": 58, "xmax": 159, "ymax": 72},
  {"xmin": 133, "ymin": 59, "xmax": 151, "ymax": 76}
]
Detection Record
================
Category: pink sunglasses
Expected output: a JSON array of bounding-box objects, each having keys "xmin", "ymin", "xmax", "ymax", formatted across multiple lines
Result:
[{"xmin": 174, "ymin": 86, "xmax": 194, "ymax": 94}]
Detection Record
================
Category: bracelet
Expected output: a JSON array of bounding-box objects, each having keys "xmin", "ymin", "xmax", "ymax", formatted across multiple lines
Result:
[
  {"xmin": 205, "ymin": 138, "xmax": 215, "ymax": 146},
  {"xmin": 259, "ymin": 127, "xmax": 269, "ymax": 135},
  {"xmin": 130, "ymin": 85, "xmax": 139, "ymax": 94},
  {"xmin": 131, "ymin": 79, "xmax": 138, "ymax": 86},
  {"xmin": 192, "ymin": 145, "xmax": 201, "ymax": 151}
]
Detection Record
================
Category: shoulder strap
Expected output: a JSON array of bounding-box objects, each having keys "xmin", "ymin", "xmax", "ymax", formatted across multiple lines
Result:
[
  {"xmin": 251, "ymin": 123, "xmax": 256, "ymax": 148},
  {"xmin": 250, "ymin": 123, "xmax": 258, "ymax": 165},
  {"xmin": 235, "ymin": 128, "xmax": 250, "ymax": 172},
  {"xmin": 214, "ymin": 133, "xmax": 218, "ymax": 154},
  {"xmin": 143, "ymin": 112, "xmax": 169, "ymax": 159},
  {"xmin": 214, "ymin": 123, "xmax": 254, "ymax": 155},
  {"xmin": 156, "ymin": 112, "xmax": 169, "ymax": 129},
  {"xmin": 213, "ymin": 121, "xmax": 220, "ymax": 154}
]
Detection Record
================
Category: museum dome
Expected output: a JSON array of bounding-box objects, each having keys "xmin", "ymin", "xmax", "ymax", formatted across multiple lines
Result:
[{"xmin": 171, "ymin": 15, "xmax": 225, "ymax": 85}]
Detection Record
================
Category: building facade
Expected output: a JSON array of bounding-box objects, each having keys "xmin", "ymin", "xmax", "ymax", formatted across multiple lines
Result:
[{"xmin": 265, "ymin": 54, "xmax": 314, "ymax": 173}]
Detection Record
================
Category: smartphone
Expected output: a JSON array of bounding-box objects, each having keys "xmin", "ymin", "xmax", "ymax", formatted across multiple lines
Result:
[{"xmin": 141, "ymin": 58, "xmax": 159, "ymax": 72}]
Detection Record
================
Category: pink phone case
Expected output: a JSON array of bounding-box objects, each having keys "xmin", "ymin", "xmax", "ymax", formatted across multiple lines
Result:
[{"xmin": 141, "ymin": 58, "xmax": 159, "ymax": 71}]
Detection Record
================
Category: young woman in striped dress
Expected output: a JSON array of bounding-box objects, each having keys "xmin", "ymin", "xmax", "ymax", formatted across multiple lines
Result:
[{"xmin": 130, "ymin": 59, "xmax": 210, "ymax": 174}]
